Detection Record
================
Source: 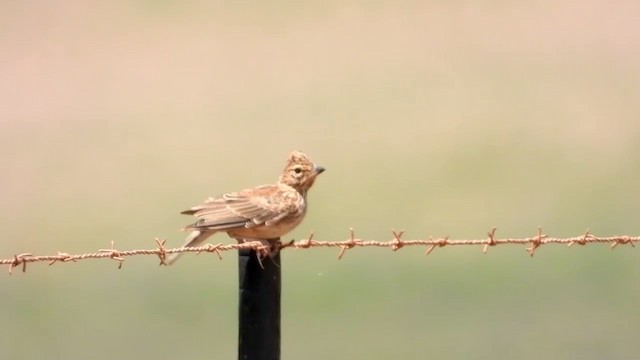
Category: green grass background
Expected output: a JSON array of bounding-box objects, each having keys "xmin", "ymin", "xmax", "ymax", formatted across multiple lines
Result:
[{"xmin": 1, "ymin": 1, "xmax": 640, "ymax": 359}]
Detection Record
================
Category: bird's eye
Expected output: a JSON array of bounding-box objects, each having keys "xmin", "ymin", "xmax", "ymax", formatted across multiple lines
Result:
[{"xmin": 293, "ymin": 167, "xmax": 302, "ymax": 174}]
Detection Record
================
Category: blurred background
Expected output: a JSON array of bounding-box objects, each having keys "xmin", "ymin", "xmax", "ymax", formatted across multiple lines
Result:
[{"xmin": 1, "ymin": 1, "xmax": 640, "ymax": 359}]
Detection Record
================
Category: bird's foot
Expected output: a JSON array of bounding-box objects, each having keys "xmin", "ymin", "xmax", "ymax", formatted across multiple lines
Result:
[{"xmin": 240, "ymin": 238, "xmax": 281, "ymax": 268}]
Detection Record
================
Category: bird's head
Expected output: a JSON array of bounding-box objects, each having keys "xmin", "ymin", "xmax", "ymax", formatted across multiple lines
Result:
[{"xmin": 278, "ymin": 150, "xmax": 325, "ymax": 192}]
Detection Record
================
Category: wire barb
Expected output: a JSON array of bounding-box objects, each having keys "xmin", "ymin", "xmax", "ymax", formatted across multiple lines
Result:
[
  {"xmin": 483, "ymin": 227, "xmax": 498, "ymax": 254},
  {"xmin": 200, "ymin": 244, "xmax": 223, "ymax": 260},
  {"xmin": 568, "ymin": 229, "xmax": 591, "ymax": 247},
  {"xmin": 425, "ymin": 236, "xmax": 449, "ymax": 256},
  {"xmin": 338, "ymin": 228, "xmax": 359, "ymax": 260},
  {"xmin": 296, "ymin": 231, "xmax": 316, "ymax": 249},
  {"xmin": 98, "ymin": 241, "xmax": 124, "ymax": 269},
  {"xmin": 526, "ymin": 227, "xmax": 546, "ymax": 257},
  {"xmin": 611, "ymin": 235, "xmax": 635, "ymax": 250},
  {"xmin": 155, "ymin": 238, "xmax": 168, "ymax": 266},
  {"xmin": 8, "ymin": 253, "xmax": 32, "ymax": 274},
  {"xmin": 391, "ymin": 230, "xmax": 405, "ymax": 251},
  {"xmin": 48, "ymin": 251, "xmax": 74, "ymax": 266}
]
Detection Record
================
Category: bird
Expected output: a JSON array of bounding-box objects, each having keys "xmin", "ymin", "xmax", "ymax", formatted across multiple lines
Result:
[{"xmin": 166, "ymin": 150, "xmax": 325, "ymax": 265}]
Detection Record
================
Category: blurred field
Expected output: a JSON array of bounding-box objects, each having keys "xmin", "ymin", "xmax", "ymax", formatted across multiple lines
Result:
[{"xmin": 1, "ymin": 1, "xmax": 640, "ymax": 359}]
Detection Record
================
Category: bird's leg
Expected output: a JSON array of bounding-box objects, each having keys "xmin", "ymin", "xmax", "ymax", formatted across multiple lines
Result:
[
  {"xmin": 237, "ymin": 237, "xmax": 281, "ymax": 268},
  {"xmin": 265, "ymin": 238, "xmax": 281, "ymax": 267},
  {"xmin": 256, "ymin": 238, "xmax": 281, "ymax": 268}
]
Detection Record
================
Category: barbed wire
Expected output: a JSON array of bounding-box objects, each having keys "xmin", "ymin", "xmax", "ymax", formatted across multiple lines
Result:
[{"xmin": 0, "ymin": 228, "xmax": 637, "ymax": 274}]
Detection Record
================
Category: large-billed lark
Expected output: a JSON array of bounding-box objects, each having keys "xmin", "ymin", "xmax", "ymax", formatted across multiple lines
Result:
[{"xmin": 167, "ymin": 150, "xmax": 325, "ymax": 265}]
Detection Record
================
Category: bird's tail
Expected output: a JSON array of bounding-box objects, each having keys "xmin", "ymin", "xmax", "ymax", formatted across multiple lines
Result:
[{"xmin": 166, "ymin": 230, "xmax": 216, "ymax": 265}]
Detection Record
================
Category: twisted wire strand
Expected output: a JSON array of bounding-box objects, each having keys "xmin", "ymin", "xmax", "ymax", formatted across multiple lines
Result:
[{"xmin": 1, "ymin": 228, "xmax": 636, "ymax": 274}]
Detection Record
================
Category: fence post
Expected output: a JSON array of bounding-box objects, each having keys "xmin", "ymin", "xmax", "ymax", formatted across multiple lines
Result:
[{"xmin": 238, "ymin": 245, "xmax": 281, "ymax": 360}]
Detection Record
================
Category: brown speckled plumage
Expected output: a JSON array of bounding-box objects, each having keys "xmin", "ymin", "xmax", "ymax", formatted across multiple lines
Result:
[{"xmin": 167, "ymin": 151, "xmax": 324, "ymax": 265}]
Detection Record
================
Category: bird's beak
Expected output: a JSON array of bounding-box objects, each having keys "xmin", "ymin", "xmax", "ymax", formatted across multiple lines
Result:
[{"xmin": 314, "ymin": 165, "xmax": 325, "ymax": 175}]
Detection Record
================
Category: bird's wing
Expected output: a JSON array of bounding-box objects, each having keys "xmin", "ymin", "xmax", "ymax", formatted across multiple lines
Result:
[{"xmin": 181, "ymin": 185, "xmax": 302, "ymax": 231}]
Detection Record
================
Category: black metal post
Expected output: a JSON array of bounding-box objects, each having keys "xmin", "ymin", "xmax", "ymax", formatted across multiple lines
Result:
[{"xmin": 238, "ymin": 247, "xmax": 281, "ymax": 360}]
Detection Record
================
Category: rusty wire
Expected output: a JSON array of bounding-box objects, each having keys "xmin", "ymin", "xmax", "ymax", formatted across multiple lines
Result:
[{"xmin": 0, "ymin": 228, "xmax": 637, "ymax": 274}]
